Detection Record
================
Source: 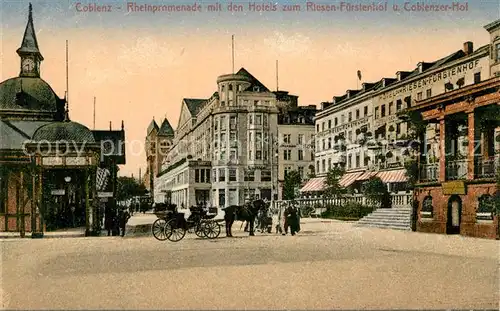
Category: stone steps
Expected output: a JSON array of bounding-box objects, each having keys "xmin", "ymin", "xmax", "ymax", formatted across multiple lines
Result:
[{"xmin": 356, "ymin": 207, "xmax": 412, "ymax": 231}]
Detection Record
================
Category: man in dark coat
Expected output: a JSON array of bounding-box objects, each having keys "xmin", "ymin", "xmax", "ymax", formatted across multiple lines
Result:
[
  {"xmin": 118, "ymin": 208, "xmax": 131, "ymax": 237},
  {"xmin": 286, "ymin": 205, "xmax": 299, "ymax": 236}
]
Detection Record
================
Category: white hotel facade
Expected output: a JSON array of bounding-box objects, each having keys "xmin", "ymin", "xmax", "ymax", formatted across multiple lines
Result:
[
  {"xmin": 149, "ymin": 68, "xmax": 316, "ymax": 208},
  {"xmin": 302, "ymin": 40, "xmax": 491, "ymax": 195}
]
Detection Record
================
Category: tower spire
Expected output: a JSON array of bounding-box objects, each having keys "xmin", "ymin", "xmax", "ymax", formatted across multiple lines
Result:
[
  {"xmin": 63, "ymin": 92, "xmax": 70, "ymax": 122},
  {"xmin": 17, "ymin": 2, "xmax": 43, "ymax": 60}
]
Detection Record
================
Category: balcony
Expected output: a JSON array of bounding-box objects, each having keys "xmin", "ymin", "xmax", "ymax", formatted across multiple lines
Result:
[
  {"xmin": 445, "ymin": 159, "xmax": 468, "ymax": 180},
  {"xmin": 474, "ymin": 156, "xmax": 498, "ymax": 179},
  {"xmin": 419, "ymin": 163, "xmax": 439, "ymax": 182}
]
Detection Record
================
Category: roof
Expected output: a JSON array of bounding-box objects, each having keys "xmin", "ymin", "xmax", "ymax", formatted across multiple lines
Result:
[
  {"xmin": 32, "ymin": 119, "xmax": 95, "ymax": 143},
  {"xmin": 146, "ymin": 119, "xmax": 158, "ymax": 135},
  {"xmin": 236, "ymin": 68, "xmax": 270, "ymax": 92},
  {"xmin": 184, "ymin": 98, "xmax": 207, "ymax": 115},
  {"xmin": 158, "ymin": 118, "xmax": 174, "ymax": 136},
  {"xmin": 0, "ymin": 120, "xmax": 49, "ymax": 150},
  {"xmin": 16, "ymin": 3, "xmax": 43, "ymax": 59},
  {"xmin": 0, "ymin": 77, "xmax": 63, "ymax": 113},
  {"xmin": 484, "ymin": 19, "xmax": 500, "ymax": 32}
]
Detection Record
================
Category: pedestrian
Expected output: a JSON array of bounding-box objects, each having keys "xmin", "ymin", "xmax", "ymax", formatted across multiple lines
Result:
[
  {"xmin": 118, "ymin": 207, "xmax": 131, "ymax": 237},
  {"xmin": 104, "ymin": 205, "xmax": 114, "ymax": 236}
]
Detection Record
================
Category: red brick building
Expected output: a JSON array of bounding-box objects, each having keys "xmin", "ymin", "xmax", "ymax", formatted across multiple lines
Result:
[{"xmin": 408, "ymin": 20, "xmax": 500, "ymax": 239}]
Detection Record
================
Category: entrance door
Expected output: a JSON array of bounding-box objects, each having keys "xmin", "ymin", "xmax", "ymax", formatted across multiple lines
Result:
[{"xmin": 446, "ymin": 195, "xmax": 462, "ymax": 234}]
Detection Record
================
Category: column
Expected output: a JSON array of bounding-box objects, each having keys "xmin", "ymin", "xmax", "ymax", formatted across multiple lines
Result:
[
  {"xmin": 467, "ymin": 110, "xmax": 475, "ymax": 180},
  {"xmin": 85, "ymin": 169, "xmax": 90, "ymax": 236},
  {"xmin": 438, "ymin": 118, "xmax": 446, "ymax": 182}
]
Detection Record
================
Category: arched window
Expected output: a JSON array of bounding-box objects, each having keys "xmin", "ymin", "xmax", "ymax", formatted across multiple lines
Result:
[
  {"xmin": 421, "ymin": 196, "xmax": 433, "ymax": 218},
  {"xmin": 476, "ymin": 194, "xmax": 494, "ymax": 221}
]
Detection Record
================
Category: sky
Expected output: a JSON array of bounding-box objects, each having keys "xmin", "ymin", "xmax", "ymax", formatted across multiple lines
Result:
[{"xmin": 1, "ymin": 0, "xmax": 498, "ymax": 177}]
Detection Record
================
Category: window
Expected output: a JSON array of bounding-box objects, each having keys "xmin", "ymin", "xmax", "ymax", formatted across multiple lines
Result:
[
  {"xmin": 255, "ymin": 115, "xmax": 262, "ymax": 125},
  {"xmin": 474, "ymin": 72, "xmax": 481, "ymax": 84},
  {"xmin": 426, "ymin": 89, "xmax": 432, "ymax": 98},
  {"xmin": 248, "ymin": 150, "xmax": 252, "ymax": 160},
  {"xmin": 195, "ymin": 169, "xmax": 200, "ymax": 183},
  {"xmin": 218, "ymin": 168, "xmax": 225, "ymax": 182},
  {"xmin": 328, "ymin": 120, "xmax": 332, "ymax": 129},
  {"xmin": 355, "ymin": 154, "xmax": 360, "ymax": 168},
  {"xmin": 284, "ymin": 166, "xmax": 292, "ymax": 177},
  {"xmin": 356, "ymin": 109, "xmax": 360, "ymax": 119},
  {"xmin": 283, "ymin": 149, "xmax": 292, "ymax": 160},
  {"xmin": 348, "ymin": 112, "xmax": 352, "ymax": 122},
  {"xmin": 327, "ymin": 158, "xmax": 331, "ymax": 169},
  {"xmin": 229, "ymin": 169, "xmax": 237, "ymax": 181},
  {"xmin": 417, "ymin": 92, "xmax": 422, "ymax": 101},
  {"xmin": 256, "ymin": 132, "xmax": 262, "ymax": 145},
  {"xmin": 220, "ymin": 116, "xmax": 226, "ymax": 129},
  {"xmin": 220, "ymin": 133, "xmax": 226, "ymax": 148},
  {"xmin": 348, "ymin": 155, "xmax": 352, "ymax": 168},
  {"xmin": 375, "ymin": 107, "xmax": 379, "ymax": 119},
  {"xmin": 298, "ymin": 149, "xmax": 304, "ymax": 161},
  {"xmin": 381, "ymin": 105, "xmax": 386, "ymax": 117},
  {"xmin": 248, "ymin": 132, "xmax": 252, "ymax": 142},
  {"xmin": 321, "ymin": 159, "xmax": 326, "ymax": 172},
  {"xmin": 263, "ymin": 114, "xmax": 268, "ymax": 125},
  {"xmin": 421, "ymin": 196, "xmax": 433, "ymax": 218},
  {"xmin": 230, "ymin": 132, "xmax": 236, "ymax": 144},
  {"xmin": 228, "ymin": 84, "xmax": 233, "ymax": 91},
  {"xmin": 316, "ymin": 124, "xmax": 319, "ymax": 132},
  {"xmin": 206, "ymin": 169, "xmax": 211, "ymax": 183},
  {"xmin": 298, "ymin": 134, "xmax": 304, "ymax": 145},
  {"xmin": 316, "ymin": 160, "xmax": 320, "ymax": 173},
  {"xmin": 283, "ymin": 134, "xmax": 291, "ymax": 144},
  {"xmin": 212, "ymin": 169, "xmax": 217, "ymax": 181},
  {"xmin": 496, "ymin": 43, "xmax": 500, "ymax": 62},
  {"xmin": 364, "ymin": 106, "xmax": 368, "ymax": 116},
  {"xmin": 389, "ymin": 102, "xmax": 393, "ymax": 115},
  {"xmin": 477, "ymin": 195, "xmax": 494, "ymax": 221},
  {"xmin": 230, "ymin": 150, "xmax": 237, "ymax": 161},
  {"xmin": 249, "ymin": 115, "xmax": 253, "ymax": 125},
  {"xmin": 220, "ymin": 150, "xmax": 226, "ymax": 160},
  {"xmin": 327, "ymin": 137, "xmax": 332, "ymax": 149},
  {"xmin": 322, "ymin": 139, "xmax": 325, "ymax": 150},
  {"xmin": 244, "ymin": 170, "xmax": 255, "ymax": 181},
  {"xmin": 261, "ymin": 170, "xmax": 271, "ymax": 181},
  {"xmin": 396, "ymin": 99, "xmax": 402, "ymax": 111},
  {"xmin": 230, "ymin": 116, "xmax": 237, "ymax": 126},
  {"xmin": 396, "ymin": 123, "xmax": 401, "ymax": 135},
  {"xmin": 334, "ymin": 117, "xmax": 338, "ymax": 126},
  {"xmin": 256, "ymin": 150, "xmax": 262, "ymax": 160}
]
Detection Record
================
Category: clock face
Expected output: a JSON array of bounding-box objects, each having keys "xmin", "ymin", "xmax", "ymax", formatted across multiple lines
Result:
[{"xmin": 22, "ymin": 59, "xmax": 35, "ymax": 72}]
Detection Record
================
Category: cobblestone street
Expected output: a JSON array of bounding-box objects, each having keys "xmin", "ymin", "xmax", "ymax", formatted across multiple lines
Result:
[{"xmin": 2, "ymin": 221, "xmax": 498, "ymax": 310}]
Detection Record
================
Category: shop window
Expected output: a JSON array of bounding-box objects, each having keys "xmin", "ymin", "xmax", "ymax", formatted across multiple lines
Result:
[
  {"xmin": 476, "ymin": 194, "xmax": 494, "ymax": 221},
  {"xmin": 421, "ymin": 196, "xmax": 433, "ymax": 218}
]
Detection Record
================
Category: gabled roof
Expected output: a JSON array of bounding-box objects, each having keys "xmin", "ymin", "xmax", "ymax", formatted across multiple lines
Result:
[
  {"xmin": 158, "ymin": 118, "xmax": 174, "ymax": 136},
  {"xmin": 183, "ymin": 98, "xmax": 207, "ymax": 115},
  {"xmin": 147, "ymin": 119, "xmax": 159, "ymax": 135},
  {"xmin": 16, "ymin": 3, "xmax": 43, "ymax": 60},
  {"xmin": 236, "ymin": 68, "xmax": 270, "ymax": 92}
]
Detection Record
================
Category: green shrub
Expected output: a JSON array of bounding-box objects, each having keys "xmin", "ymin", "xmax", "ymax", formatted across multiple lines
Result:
[{"xmin": 320, "ymin": 202, "xmax": 374, "ymax": 219}]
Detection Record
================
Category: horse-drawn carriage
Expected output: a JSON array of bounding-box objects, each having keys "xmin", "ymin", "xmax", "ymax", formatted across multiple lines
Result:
[{"xmin": 152, "ymin": 204, "xmax": 222, "ymax": 242}]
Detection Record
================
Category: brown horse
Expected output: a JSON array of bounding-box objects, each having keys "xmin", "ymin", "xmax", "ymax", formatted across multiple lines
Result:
[{"xmin": 223, "ymin": 199, "xmax": 267, "ymax": 237}]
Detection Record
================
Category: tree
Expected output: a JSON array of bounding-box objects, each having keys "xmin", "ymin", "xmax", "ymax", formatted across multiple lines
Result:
[
  {"xmin": 404, "ymin": 159, "xmax": 418, "ymax": 189},
  {"xmin": 364, "ymin": 176, "xmax": 391, "ymax": 209},
  {"xmin": 116, "ymin": 176, "xmax": 146, "ymax": 201},
  {"xmin": 324, "ymin": 166, "xmax": 347, "ymax": 199},
  {"xmin": 283, "ymin": 170, "xmax": 302, "ymax": 200}
]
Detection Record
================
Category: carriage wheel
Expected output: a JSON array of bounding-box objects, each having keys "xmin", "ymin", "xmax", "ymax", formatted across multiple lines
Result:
[
  {"xmin": 152, "ymin": 218, "xmax": 169, "ymax": 241},
  {"xmin": 203, "ymin": 221, "xmax": 221, "ymax": 239},
  {"xmin": 165, "ymin": 219, "xmax": 186, "ymax": 242},
  {"xmin": 194, "ymin": 223, "xmax": 206, "ymax": 238}
]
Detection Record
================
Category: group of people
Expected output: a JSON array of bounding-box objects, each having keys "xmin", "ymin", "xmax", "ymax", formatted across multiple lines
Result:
[
  {"xmin": 103, "ymin": 205, "xmax": 131, "ymax": 237},
  {"xmin": 275, "ymin": 201, "xmax": 301, "ymax": 236}
]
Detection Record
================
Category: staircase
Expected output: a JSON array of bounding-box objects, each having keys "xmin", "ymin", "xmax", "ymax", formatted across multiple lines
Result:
[{"xmin": 356, "ymin": 207, "xmax": 412, "ymax": 230}]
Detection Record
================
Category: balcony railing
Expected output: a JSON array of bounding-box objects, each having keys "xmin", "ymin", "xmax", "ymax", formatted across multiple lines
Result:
[
  {"xmin": 445, "ymin": 159, "xmax": 468, "ymax": 180},
  {"xmin": 419, "ymin": 163, "xmax": 439, "ymax": 182},
  {"xmin": 474, "ymin": 156, "xmax": 498, "ymax": 179}
]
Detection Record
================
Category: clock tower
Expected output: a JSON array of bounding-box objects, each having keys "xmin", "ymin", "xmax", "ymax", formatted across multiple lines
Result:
[{"xmin": 17, "ymin": 3, "xmax": 43, "ymax": 78}]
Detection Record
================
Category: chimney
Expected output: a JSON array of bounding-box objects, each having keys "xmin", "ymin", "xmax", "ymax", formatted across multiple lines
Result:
[{"xmin": 463, "ymin": 41, "xmax": 473, "ymax": 55}]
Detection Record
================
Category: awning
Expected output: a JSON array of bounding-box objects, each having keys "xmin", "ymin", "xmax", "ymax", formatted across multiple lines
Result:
[
  {"xmin": 339, "ymin": 171, "xmax": 364, "ymax": 187},
  {"xmin": 357, "ymin": 171, "xmax": 378, "ymax": 181},
  {"xmin": 376, "ymin": 169, "xmax": 408, "ymax": 183},
  {"xmin": 300, "ymin": 177, "xmax": 326, "ymax": 192}
]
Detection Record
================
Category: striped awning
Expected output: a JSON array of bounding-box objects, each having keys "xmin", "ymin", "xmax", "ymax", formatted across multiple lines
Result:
[
  {"xmin": 300, "ymin": 177, "xmax": 326, "ymax": 192},
  {"xmin": 357, "ymin": 171, "xmax": 378, "ymax": 181},
  {"xmin": 376, "ymin": 169, "xmax": 408, "ymax": 183},
  {"xmin": 339, "ymin": 171, "xmax": 364, "ymax": 187}
]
